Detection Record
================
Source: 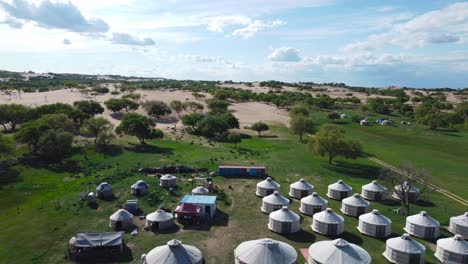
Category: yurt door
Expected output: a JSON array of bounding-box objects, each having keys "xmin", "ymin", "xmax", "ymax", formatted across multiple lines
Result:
[
  {"xmin": 154, "ymin": 222, "xmax": 159, "ymax": 230},
  {"xmin": 301, "ymin": 190, "xmax": 308, "ymax": 198},
  {"xmin": 116, "ymin": 221, "xmax": 122, "ymax": 230},
  {"xmin": 375, "ymin": 192, "xmax": 382, "ymax": 201},
  {"xmin": 328, "ymin": 224, "xmax": 337, "ymax": 235},
  {"xmin": 425, "ymin": 227, "xmax": 435, "ymax": 238},
  {"xmin": 282, "ymin": 222, "xmax": 291, "ymax": 233}
]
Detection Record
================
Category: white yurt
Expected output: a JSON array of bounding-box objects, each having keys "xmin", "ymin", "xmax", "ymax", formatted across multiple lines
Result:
[
  {"xmin": 268, "ymin": 206, "xmax": 300, "ymax": 234},
  {"xmin": 392, "ymin": 181, "xmax": 420, "ymax": 202},
  {"xmin": 131, "ymin": 180, "xmax": 150, "ymax": 196},
  {"xmin": 142, "ymin": 239, "xmax": 203, "ymax": 264},
  {"xmin": 145, "ymin": 210, "xmax": 174, "ymax": 231},
  {"xmin": 192, "ymin": 186, "xmax": 209, "ymax": 195},
  {"xmin": 449, "ymin": 212, "xmax": 468, "ymax": 239},
  {"xmin": 358, "ymin": 209, "xmax": 392, "ymax": 238},
  {"xmin": 109, "ymin": 209, "xmax": 134, "ymax": 230},
  {"xmin": 289, "ymin": 178, "xmax": 314, "ymax": 199},
  {"xmin": 256, "ymin": 177, "xmax": 280, "ymax": 197},
  {"xmin": 261, "ymin": 191, "xmax": 289, "ymax": 214},
  {"xmin": 160, "ymin": 174, "xmax": 177, "ymax": 188},
  {"xmin": 234, "ymin": 238, "xmax": 297, "ymax": 264},
  {"xmin": 383, "ymin": 233, "xmax": 426, "ymax": 264},
  {"xmin": 96, "ymin": 182, "xmax": 113, "ymax": 198},
  {"xmin": 361, "ymin": 180, "xmax": 387, "ymax": 201},
  {"xmin": 312, "ymin": 208, "xmax": 345, "ymax": 236},
  {"xmin": 300, "ymin": 192, "xmax": 328, "ymax": 216},
  {"xmin": 435, "ymin": 234, "xmax": 468, "ymax": 264},
  {"xmin": 308, "ymin": 238, "xmax": 371, "ymax": 264},
  {"xmin": 327, "ymin": 180, "xmax": 352, "ymax": 200},
  {"xmin": 341, "ymin": 193, "xmax": 371, "ymax": 217},
  {"xmin": 404, "ymin": 211, "xmax": 440, "ymax": 239},
  {"xmin": 360, "ymin": 119, "xmax": 369, "ymax": 126},
  {"xmin": 341, "ymin": 113, "xmax": 348, "ymax": 119}
]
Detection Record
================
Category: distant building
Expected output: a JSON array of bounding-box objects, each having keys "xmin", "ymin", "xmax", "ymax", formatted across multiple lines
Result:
[{"xmin": 218, "ymin": 165, "xmax": 266, "ymax": 177}]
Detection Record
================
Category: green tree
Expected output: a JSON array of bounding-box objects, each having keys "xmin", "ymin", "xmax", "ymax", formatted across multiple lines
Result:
[
  {"xmin": 327, "ymin": 112, "xmax": 340, "ymax": 121},
  {"xmin": 289, "ymin": 114, "xmax": 314, "ymax": 142},
  {"xmin": 290, "ymin": 105, "xmax": 310, "ymax": 117},
  {"xmin": 169, "ymin": 100, "xmax": 184, "ymax": 116},
  {"xmin": 250, "ymin": 121, "xmax": 269, "ymax": 136},
  {"xmin": 183, "ymin": 101, "xmax": 204, "ymax": 112},
  {"xmin": 0, "ymin": 104, "xmax": 29, "ymax": 131},
  {"xmin": 116, "ymin": 113, "xmax": 162, "ymax": 144},
  {"xmin": 36, "ymin": 130, "xmax": 74, "ymax": 162},
  {"xmin": 181, "ymin": 113, "xmax": 205, "ymax": 131},
  {"xmin": 196, "ymin": 112, "xmax": 239, "ymax": 137},
  {"xmin": 80, "ymin": 117, "xmax": 115, "ymax": 146},
  {"xmin": 104, "ymin": 98, "xmax": 139, "ymax": 113},
  {"xmin": 206, "ymin": 99, "xmax": 230, "ymax": 111},
  {"xmin": 73, "ymin": 100, "xmax": 104, "ymax": 116},
  {"xmin": 143, "ymin": 100, "xmax": 172, "ymax": 119},
  {"xmin": 359, "ymin": 105, "xmax": 368, "ymax": 114},
  {"xmin": 122, "ymin": 93, "xmax": 141, "ymax": 102},
  {"xmin": 0, "ymin": 133, "xmax": 13, "ymax": 155},
  {"xmin": 192, "ymin": 92, "xmax": 206, "ymax": 101},
  {"xmin": 227, "ymin": 133, "xmax": 242, "ymax": 148}
]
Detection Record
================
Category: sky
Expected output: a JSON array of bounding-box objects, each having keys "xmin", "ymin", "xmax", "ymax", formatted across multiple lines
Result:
[{"xmin": 0, "ymin": 0, "xmax": 468, "ymax": 88}]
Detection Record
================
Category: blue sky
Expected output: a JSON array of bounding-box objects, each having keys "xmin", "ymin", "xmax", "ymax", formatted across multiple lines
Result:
[{"xmin": 0, "ymin": 0, "xmax": 468, "ymax": 88}]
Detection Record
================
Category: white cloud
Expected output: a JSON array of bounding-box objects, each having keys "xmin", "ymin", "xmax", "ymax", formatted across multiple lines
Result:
[
  {"xmin": 231, "ymin": 20, "xmax": 287, "ymax": 38},
  {"xmin": 375, "ymin": 6, "xmax": 398, "ymax": 13},
  {"xmin": 111, "ymin": 33, "xmax": 155, "ymax": 46},
  {"xmin": 205, "ymin": 15, "xmax": 251, "ymax": 32},
  {"xmin": 63, "ymin": 38, "xmax": 71, "ymax": 45},
  {"xmin": 268, "ymin": 47, "xmax": 301, "ymax": 62}
]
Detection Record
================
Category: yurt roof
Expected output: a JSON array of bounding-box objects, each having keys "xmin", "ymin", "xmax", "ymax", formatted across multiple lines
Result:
[
  {"xmin": 146, "ymin": 210, "xmax": 174, "ymax": 222},
  {"xmin": 290, "ymin": 178, "xmax": 314, "ymax": 190},
  {"xmin": 362, "ymin": 180, "xmax": 387, "ymax": 192},
  {"xmin": 263, "ymin": 191, "xmax": 289, "ymax": 205},
  {"xmin": 386, "ymin": 233, "xmax": 425, "ymax": 253},
  {"xmin": 161, "ymin": 174, "xmax": 177, "ymax": 180},
  {"xmin": 110, "ymin": 209, "xmax": 133, "ymax": 221},
  {"xmin": 96, "ymin": 182, "xmax": 112, "ymax": 191},
  {"xmin": 407, "ymin": 211, "xmax": 440, "ymax": 227},
  {"xmin": 450, "ymin": 212, "xmax": 468, "ymax": 227},
  {"xmin": 359, "ymin": 209, "xmax": 391, "ymax": 225},
  {"xmin": 234, "ymin": 238, "xmax": 297, "ymax": 264},
  {"xmin": 192, "ymin": 186, "xmax": 209, "ymax": 194},
  {"xmin": 342, "ymin": 194, "xmax": 370, "ymax": 207},
  {"xmin": 308, "ymin": 238, "xmax": 371, "ymax": 264},
  {"xmin": 270, "ymin": 206, "xmax": 300, "ymax": 222},
  {"xmin": 437, "ymin": 235, "xmax": 468, "ymax": 254},
  {"xmin": 328, "ymin": 180, "xmax": 352, "ymax": 192},
  {"xmin": 313, "ymin": 208, "xmax": 344, "ymax": 223},
  {"xmin": 145, "ymin": 239, "xmax": 202, "ymax": 264},
  {"xmin": 132, "ymin": 180, "xmax": 149, "ymax": 189},
  {"xmin": 301, "ymin": 192, "xmax": 328, "ymax": 206},
  {"xmin": 394, "ymin": 181, "xmax": 419, "ymax": 193},
  {"xmin": 257, "ymin": 177, "xmax": 280, "ymax": 189}
]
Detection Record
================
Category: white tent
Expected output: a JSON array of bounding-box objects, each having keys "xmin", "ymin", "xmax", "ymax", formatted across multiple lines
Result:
[
  {"xmin": 142, "ymin": 239, "xmax": 203, "ymax": 264},
  {"xmin": 261, "ymin": 191, "xmax": 289, "ymax": 214},
  {"xmin": 145, "ymin": 210, "xmax": 174, "ymax": 230},
  {"xmin": 160, "ymin": 174, "xmax": 177, "ymax": 188},
  {"xmin": 392, "ymin": 181, "xmax": 420, "ymax": 202},
  {"xmin": 381, "ymin": 120, "xmax": 392, "ymax": 126},
  {"xmin": 361, "ymin": 180, "xmax": 387, "ymax": 201},
  {"xmin": 358, "ymin": 209, "xmax": 392, "ymax": 238},
  {"xmin": 308, "ymin": 238, "xmax": 371, "ymax": 264},
  {"xmin": 131, "ymin": 180, "xmax": 149, "ymax": 196},
  {"xmin": 449, "ymin": 212, "xmax": 468, "ymax": 239},
  {"xmin": 435, "ymin": 234, "xmax": 468, "ymax": 264},
  {"xmin": 96, "ymin": 182, "xmax": 113, "ymax": 198},
  {"xmin": 256, "ymin": 177, "xmax": 280, "ymax": 197},
  {"xmin": 268, "ymin": 206, "xmax": 300, "ymax": 234},
  {"xmin": 109, "ymin": 209, "xmax": 134, "ymax": 230},
  {"xmin": 360, "ymin": 119, "xmax": 369, "ymax": 126},
  {"xmin": 341, "ymin": 193, "xmax": 371, "ymax": 217},
  {"xmin": 300, "ymin": 192, "xmax": 328, "ymax": 216},
  {"xmin": 312, "ymin": 208, "xmax": 345, "ymax": 236},
  {"xmin": 383, "ymin": 233, "xmax": 425, "ymax": 264},
  {"xmin": 404, "ymin": 211, "xmax": 440, "ymax": 239},
  {"xmin": 234, "ymin": 238, "xmax": 297, "ymax": 264},
  {"xmin": 192, "ymin": 186, "xmax": 209, "ymax": 195},
  {"xmin": 341, "ymin": 114, "xmax": 348, "ymax": 119},
  {"xmin": 86, "ymin": 192, "xmax": 96, "ymax": 204},
  {"xmin": 327, "ymin": 180, "xmax": 352, "ymax": 200},
  {"xmin": 289, "ymin": 178, "xmax": 314, "ymax": 199}
]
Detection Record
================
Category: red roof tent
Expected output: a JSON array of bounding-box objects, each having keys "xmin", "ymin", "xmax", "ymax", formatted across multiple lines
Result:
[
  {"xmin": 300, "ymin": 248, "xmax": 310, "ymax": 264},
  {"xmin": 219, "ymin": 165, "xmax": 266, "ymax": 169},
  {"xmin": 174, "ymin": 203, "xmax": 201, "ymax": 215}
]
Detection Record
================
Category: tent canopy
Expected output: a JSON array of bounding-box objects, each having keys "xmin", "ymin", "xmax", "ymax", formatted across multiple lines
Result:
[
  {"xmin": 407, "ymin": 211, "xmax": 440, "ymax": 227},
  {"xmin": 110, "ymin": 209, "xmax": 133, "ymax": 221},
  {"xmin": 290, "ymin": 178, "xmax": 314, "ymax": 190},
  {"xmin": 257, "ymin": 177, "xmax": 280, "ymax": 189},
  {"xmin": 301, "ymin": 192, "xmax": 328, "ymax": 205},
  {"xmin": 146, "ymin": 210, "xmax": 174, "ymax": 222},
  {"xmin": 386, "ymin": 233, "xmax": 425, "ymax": 253},
  {"xmin": 235, "ymin": 238, "xmax": 297, "ymax": 264},
  {"xmin": 175, "ymin": 203, "xmax": 201, "ymax": 215},
  {"xmin": 74, "ymin": 232, "xmax": 124, "ymax": 248},
  {"xmin": 362, "ymin": 180, "xmax": 387, "ymax": 192},
  {"xmin": 144, "ymin": 239, "xmax": 202, "ymax": 264},
  {"xmin": 314, "ymin": 208, "xmax": 344, "ymax": 223},
  {"xmin": 342, "ymin": 194, "xmax": 370, "ymax": 207},
  {"xmin": 328, "ymin": 180, "xmax": 352, "ymax": 191},
  {"xmin": 308, "ymin": 238, "xmax": 371, "ymax": 264}
]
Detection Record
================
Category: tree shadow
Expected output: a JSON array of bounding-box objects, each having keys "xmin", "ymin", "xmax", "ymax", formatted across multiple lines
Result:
[
  {"xmin": 19, "ymin": 155, "xmax": 82, "ymax": 173},
  {"xmin": 380, "ymin": 199, "xmax": 400, "ymax": 206},
  {"xmin": 99, "ymin": 145, "xmax": 123, "ymax": 157},
  {"xmin": 212, "ymin": 208, "xmax": 229, "ymax": 226},
  {"xmin": 125, "ymin": 143, "xmax": 174, "ymax": 155},
  {"xmin": 258, "ymin": 134, "xmax": 278, "ymax": 138},
  {"xmin": 435, "ymin": 128, "xmax": 460, "ymax": 133},
  {"xmin": 110, "ymin": 112, "xmax": 124, "ymax": 120},
  {"xmin": 414, "ymin": 200, "xmax": 436, "ymax": 207},
  {"xmin": 325, "ymin": 161, "xmax": 380, "ymax": 180},
  {"xmin": 152, "ymin": 224, "xmax": 180, "ymax": 234},
  {"xmin": 279, "ymin": 229, "xmax": 316, "ymax": 243},
  {"xmin": 157, "ymin": 116, "xmax": 178, "ymax": 124}
]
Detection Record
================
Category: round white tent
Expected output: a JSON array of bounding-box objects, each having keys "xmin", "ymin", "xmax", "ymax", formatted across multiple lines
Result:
[
  {"xmin": 96, "ymin": 182, "xmax": 113, "ymax": 198},
  {"xmin": 131, "ymin": 180, "xmax": 149, "ymax": 196},
  {"xmin": 383, "ymin": 233, "xmax": 426, "ymax": 264},
  {"xmin": 192, "ymin": 186, "xmax": 209, "ymax": 195},
  {"xmin": 300, "ymin": 192, "xmax": 328, "ymax": 216},
  {"xmin": 449, "ymin": 212, "xmax": 468, "ymax": 239},
  {"xmin": 358, "ymin": 209, "xmax": 392, "ymax": 238},
  {"xmin": 160, "ymin": 174, "xmax": 177, "ymax": 188},
  {"xmin": 289, "ymin": 178, "xmax": 314, "ymax": 199},
  {"xmin": 435, "ymin": 234, "xmax": 468, "ymax": 264},
  {"xmin": 256, "ymin": 177, "xmax": 280, "ymax": 197},
  {"xmin": 360, "ymin": 119, "xmax": 369, "ymax": 126},
  {"xmin": 327, "ymin": 180, "xmax": 352, "ymax": 200},
  {"xmin": 341, "ymin": 193, "xmax": 371, "ymax": 217},
  {"xmin": 404, "ymin": 211, "xmax": 440, "ymax": 239},
  {"xmin": 234, "ymin": 238, "xmax": 297, "ymax": 264},
  {"xmin": 392, "ymin": 181, "xmax": 420, "ymax": 202},
  {"xmin": 261, "ymin": 191, "xmax": 289, "ymax": 214},
  {"xmin": 311, "ymin": 208, "xmax": 345, "ymax": 236},
  {"xmin": 142, "ymin": 239, "xmax": 203, "ymax": 264},
  {"xmin": 268, "ymin": 206, "xmax": 300, "ymax": 234},
  {"xmin": 308, "ymin": 238, "xmax": 371, "ymax": 264},
  {"xmin": 361, "ymin": 180, "xmax": 387, "ymax": 201},
  {"xmin": 145, "ymin": 210, "xmax": 174, "ymax": 231},
  {"xmin": 109, "ymin": 209, "xmax": 133, "ymax": 230}
]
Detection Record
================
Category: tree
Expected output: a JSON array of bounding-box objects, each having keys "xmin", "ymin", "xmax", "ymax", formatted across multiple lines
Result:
[
  {"xmin": 64, "ymin": 81, "xmax": 79, "ymax": 89},
  {"xmin": 289, "ymin": 114, "xmax": 314, "ymax": 142},
  {"xmin": 308, "ymin": 124, "xmax": 363, "ymax": 164},
  {"xmin": 73, "ymin": 100, "xmax": 104, "ymax": 116},
  {"xmin": 122, "ymin": 93, "xmax": 141, "ymax": 102},
  {"xmin": 250, "ymin": 121, "xmax": 269, "ymax": 136},
  {"xmin": 36, "ymin": 130, "xmax": 74, "ymax": 162},
  {"xmin": 143, "ymin": 100, "xmax": 172, "ymax": 119},
  {"xmin": 196, "ymin": 112, "xmax": 239, "ymax": 137},
  {"xmin": 116, "ymin": 113, "xmax": 161, "ymax": 144},
  {"xmin": 181, "ymin": 113, "xmax": 205, "ymax": 131},
  {"xmin": 290, "ymin": 105, "xmax": 310, "ymax": 117},
  {"xmin": 80, "ymin": 117, "xmax": 115, "ymax": 147},
  {"xmin": 227, "ymin": 133, "xmax": 241, "ymax": 148},
  {"xmin": 327, "ymin": 112, "xmax": 340, "ymax": 121},
  {"xmin": 192, "ymin": 92, "xmax": 206, "ymax": 101},
  {"xmin": 0, "ymin": 104, "xmax": 29, "ymax": 131},
  {"xmin": 169, "ymin": 100, "xmax": 184, "ymax": 116},
  {"xmin": 0, "ymin": 133, "xmax": 13, "ymax": 155},
  {"xmin": 104, "ymin": 98, "xmax": 139, "ymax": 113},
  {"xmin": 360, "ymin": 105, "xmax": 368, "ymax": 115},
  {"xmin": 183, "ymin": 101, "xmax": 204, "ymax": 112},
  {"xmin": 206, "ymin": 99, "xmax": 230, "ymax": 111}
]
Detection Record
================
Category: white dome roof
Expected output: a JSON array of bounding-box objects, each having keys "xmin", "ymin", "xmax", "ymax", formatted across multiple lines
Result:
[
  {"xmin": 386, "ymin": 233, "xmax": 425, "ymax": 253},
  {"xmin": 450, "ymin": 212, "xmax": 468, "ymax": 227},
  {"xmin": 270, "ymin": 206, "xmax": 300, "ymax": 222},
  {"xmin": 132, "ymin": 180, "xmax": 149, "ymax": 189},
  {"xmin": 328, "ymin": 180, "xmax": 352, "ymax": 192},
  {"xmin": 96, "ymin": 182, "xmax": 112, "ymax": 191},
  {"xmin": 437, "ymin": 235, "xmax": 468, "ymax": 254},
  {"xmin": 394, "ymin": 181, "xmax": 419, "ymax": 193},
  {"xmin": 359, "ymin": 209, "xmax": 391, "ymax": 225},
  {"xmin": 257, "ymin": 177, "xmax": 280, "ymax": 189},
  {"xmin": 234, "ymin": 238, "xmax": 297, "ymax": 264},
  {"xmin": 146, "ymin": 210, "xmax": 174, "ymax": 222},
  {"xmin": 308, "ymin": 238, "xmax": 371, "ymax": 264},
  {"xmin": 145, "ymin": 239, "xmax": 202, "ymax": 264},
  {"xmin": 161, "ymin": 174, "xmax": 177, "ymax": 180},
  {"xmin": 313, "ymin": 208, "xmax": 344, "ymax": 224},
  {"xmin": 301, "ymin": 192, "xmax": 328, "ymax": 206},
  {"xmin": 192, "ymin": 186, "xmax": 209, "ymax": 194},
  {"xmin": 407, "ymin": 211, "xmax": 440, "ymax": 227},
  {"xmin": 110, "ymin": 209, "xmax": 133, "ymax": 221},
  {"xmin": 290, "ymin": 178, "xmax": 314, "ymax": 190},
  {"xmin": 263, "ymin": 191, "xmax": 289, "ymax": 205},
  {"xmin": 342, "ymin": 194, "xmax": 370, "ymax": 207},
  {"xmin": 362, "ymin": 180, "xmax": 387, "ymax": 192}
]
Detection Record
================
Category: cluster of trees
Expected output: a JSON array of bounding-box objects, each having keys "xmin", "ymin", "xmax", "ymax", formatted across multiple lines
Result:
[{"xmin": 289, "ymin": 105, "xmax": 315, "ymax": 142}]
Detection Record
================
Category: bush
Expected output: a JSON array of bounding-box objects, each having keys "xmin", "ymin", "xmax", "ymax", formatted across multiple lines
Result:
[
  {"xmin": 351, "ymin": 115, "xmax": 362, "ymax": 123},
  {"xmin": 93, "ymin": 86, "xmax": 110, "ymax": 94}
]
